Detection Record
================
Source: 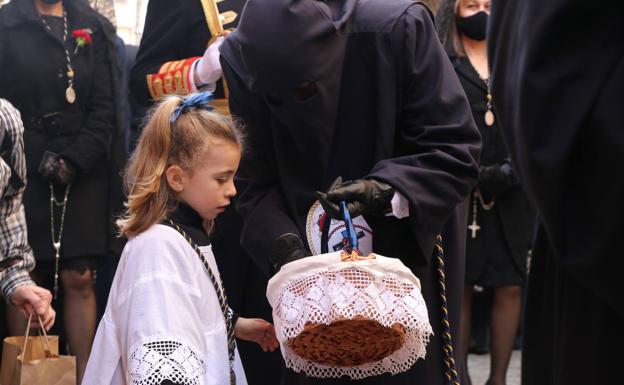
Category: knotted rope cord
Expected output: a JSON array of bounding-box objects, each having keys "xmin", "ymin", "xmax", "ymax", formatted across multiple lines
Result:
[
  {"xmin": 166, "ymin": 219, "xmax": 237, "ymax": 385},
  {"xmin": 435, "ymin": 234, "xmax": 460, "ymax": 385}
]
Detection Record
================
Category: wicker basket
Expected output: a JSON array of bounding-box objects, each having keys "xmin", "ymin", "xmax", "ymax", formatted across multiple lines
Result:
[{"xmin": 267, "ymin": 250, "xmax": 432, "ymax": 379}]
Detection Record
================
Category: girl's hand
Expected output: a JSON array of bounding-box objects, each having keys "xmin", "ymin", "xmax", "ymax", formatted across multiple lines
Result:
[{"xmin": 234, "ymin": 317, "xmax": 279, "ymax": 352}]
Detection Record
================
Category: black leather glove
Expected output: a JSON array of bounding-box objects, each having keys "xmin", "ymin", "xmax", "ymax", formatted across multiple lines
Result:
[
  {"xmin": 478, "ymin": 161, "xmax": 516, "ymax": 199},
  {"xmin": 38, "ymin": 151, "xmax": 76, "ymax": 186},
  {"xmin": 316, "ymin": 177, "xmax": 394, "ymax": 220},
  {"xmin": 269, "ymin": 233, "xmax": 311, "ymax": 273}
]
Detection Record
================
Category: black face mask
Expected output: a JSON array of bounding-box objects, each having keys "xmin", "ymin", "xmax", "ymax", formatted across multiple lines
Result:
[
  {"xmin": 456, "ymin": 11, "xmax": 488, "ymax": 41},
  {"xmin": 41, "ymin": 0, "xmax": 62, "ymax": 4}
]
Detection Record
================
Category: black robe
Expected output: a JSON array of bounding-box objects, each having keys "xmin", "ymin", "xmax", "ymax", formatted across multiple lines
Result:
[
  {"xmin": 489, "ymin": 1, "xmax": 624, "ymax": 384},
  {"xmin": 221, "ymin": 1, "xmax": 481, "ymax": 383}
]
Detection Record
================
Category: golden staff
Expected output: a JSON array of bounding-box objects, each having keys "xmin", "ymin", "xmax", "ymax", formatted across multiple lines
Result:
[
  {"xmin": 200, "ymin": 0, "xmax": 237, "ymax": 116},
  {"xmin": 201, "ymin": 0, "xmax": 238, "ymax": 37}
]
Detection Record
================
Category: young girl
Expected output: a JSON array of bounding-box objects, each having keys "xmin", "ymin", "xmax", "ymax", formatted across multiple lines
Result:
[{"xmin": 82, "ymin": 92, "xmax": 278, "ymax": 385}]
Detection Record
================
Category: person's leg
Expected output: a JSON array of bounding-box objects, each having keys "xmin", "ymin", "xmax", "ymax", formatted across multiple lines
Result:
[
  {"xmin": 60, "ymin": 267, "xmax": 96, "ymax": 384},
  {"xmin": 469, "ymin": 287, "xmax": 491, "ymax": 354},
  {"xmin": 487, "ymin": 285, "xmax": 521, "ymax": 385},
  {"xmin": 460, "ymin": 285, "xmax": 474, "ymax": 385}
]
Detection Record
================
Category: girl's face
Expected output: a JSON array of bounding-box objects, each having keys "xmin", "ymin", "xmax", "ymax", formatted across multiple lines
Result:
[
  {"xmin": 176, "ymin": 140, "xmax": 241, "ymax": 221},
  {"xmin": 458, "ymin": 0, "xmax": 491, "ymax": 17}
]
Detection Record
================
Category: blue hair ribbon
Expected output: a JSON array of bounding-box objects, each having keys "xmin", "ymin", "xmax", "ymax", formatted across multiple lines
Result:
[{"xmin": 170, "ymin": 91, "xmax": 215, "ymax": 123}]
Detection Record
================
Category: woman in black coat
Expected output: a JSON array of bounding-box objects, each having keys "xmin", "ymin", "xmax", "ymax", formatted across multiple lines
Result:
[
  {"xmin": 0, "ymin": 0, "xmax": 115, "ymax": 381},
  {"xmin": 440, "ymin": 1, "xmax": 534, "ymax": 385}
]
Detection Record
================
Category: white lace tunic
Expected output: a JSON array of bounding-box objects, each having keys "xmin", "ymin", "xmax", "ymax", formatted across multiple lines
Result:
[{"xmin": 82, "ymin": 225, "xmax": 248, "ymax": 385}]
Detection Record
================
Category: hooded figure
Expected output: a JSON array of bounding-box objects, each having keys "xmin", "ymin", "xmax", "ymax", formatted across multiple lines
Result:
[
  {"xmin": 221, "ymin": 0, "xmax": 481, "ymax": 383},
  {"xmin": 489, "ymin": 1, "xmax": 624, "ymax": 385}
]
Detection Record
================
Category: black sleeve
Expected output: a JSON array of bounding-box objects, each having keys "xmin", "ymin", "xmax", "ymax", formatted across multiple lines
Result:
[
  {"xmin": 130, "ymin": 0, "xmax": 210, "ymax": 107},
  {"xmin": 221, "ymin": 60, "xmax": 301, "ymax": 276},
  {"xmin": 367, "ymin": 4, "xmax": 481, "ymax": 262},
  {"xmin": 231, "ymin": 310, "xmax": 240, "ymax": 328}
]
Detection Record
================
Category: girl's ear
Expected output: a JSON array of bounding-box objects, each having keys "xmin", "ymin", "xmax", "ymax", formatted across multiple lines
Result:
[{"xmin": 165, "ymin": 165, "xmax": 186, "ymax": 193}]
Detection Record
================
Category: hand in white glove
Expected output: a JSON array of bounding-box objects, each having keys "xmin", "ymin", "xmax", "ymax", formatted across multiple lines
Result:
[{"xmin": 194, "ymin": 36, "xmax": 225, "ymax": 86}]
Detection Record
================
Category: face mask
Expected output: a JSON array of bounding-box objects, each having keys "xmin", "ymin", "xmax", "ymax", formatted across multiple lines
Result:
[
  {"xmin": 456, "ymin": 11, "xmax": 488, "ymax": 41},
  {"xmin": 41, "ymin": 0, "xmax": 62, "ymax": 4}
]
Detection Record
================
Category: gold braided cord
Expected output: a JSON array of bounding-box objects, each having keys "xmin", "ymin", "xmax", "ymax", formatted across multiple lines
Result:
[
  {"xmin": 435, "ymin": 234, "xmax": 461, "ymax": 385},
  {"xmin": 166, "ymin": 219, "xmax": 237, "ymax": 385}
]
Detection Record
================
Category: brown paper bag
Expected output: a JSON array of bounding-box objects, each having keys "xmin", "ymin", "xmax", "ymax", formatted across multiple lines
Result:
[{"xmin": 0, "ymin": 315, "xmax": 75, "ymax": 385}]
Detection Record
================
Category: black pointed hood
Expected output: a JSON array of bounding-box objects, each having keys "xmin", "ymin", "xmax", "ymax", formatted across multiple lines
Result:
[{"xmin": 220, "ymin": 0, "xmax": 358, "ymax": 180}]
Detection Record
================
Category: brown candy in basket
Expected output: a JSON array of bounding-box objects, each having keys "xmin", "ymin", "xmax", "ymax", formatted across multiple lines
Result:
[
  {"xmin": 286, "ymin": 252, "xmax": 406, "ymax": 367},
  {"xmin": 288, "ymin": 315, "xmax": 406, "ymax": 367}
]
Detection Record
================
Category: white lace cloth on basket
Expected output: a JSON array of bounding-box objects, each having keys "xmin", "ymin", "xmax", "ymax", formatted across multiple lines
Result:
[
  {"xmin": 129, "ymin": 337, "xmax": 205, "ymax": 385},
  {"xmin": 267, "ymin": 251, "xmax": 433, "ymax": 379}
]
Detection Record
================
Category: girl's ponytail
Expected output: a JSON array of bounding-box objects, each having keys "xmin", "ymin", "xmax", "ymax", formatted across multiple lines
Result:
[
  {"xmin": 118, "ymin": 92, "xmax": 244, "ymax": 238},
  {"xmin": 117, "ymin": 96, "xmax": 181, "ymax": 237}
]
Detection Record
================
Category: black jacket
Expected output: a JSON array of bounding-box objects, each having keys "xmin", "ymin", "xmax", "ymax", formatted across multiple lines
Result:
[
  {"xmin": 451, "ymin": 54, "xmax": 533, "ymax": 276},
  {"xmin": 0, "ymin": 0, "xmax": 117, "ymax": 259}
]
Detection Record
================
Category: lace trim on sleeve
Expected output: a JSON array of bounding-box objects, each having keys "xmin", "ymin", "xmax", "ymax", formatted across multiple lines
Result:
[{"xmin": 128, "ymin": 337, "xmax": 205, "ymax": 385}]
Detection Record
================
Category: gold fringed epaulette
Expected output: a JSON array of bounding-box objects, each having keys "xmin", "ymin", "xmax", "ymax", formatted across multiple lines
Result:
[{"xmin": 146, "ymin": 57, "xmax": 200, "ymax": 100}]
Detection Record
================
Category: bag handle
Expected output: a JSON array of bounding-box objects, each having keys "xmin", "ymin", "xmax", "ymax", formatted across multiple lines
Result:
[{"xmin": 19, "ymin": 314, "xmax": 53, "ymax": 357}]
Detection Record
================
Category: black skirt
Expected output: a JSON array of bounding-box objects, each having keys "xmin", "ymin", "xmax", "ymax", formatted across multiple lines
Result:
[{"xmin": 465, "ymin": 202, "xmax": 525, "ymax": 287}]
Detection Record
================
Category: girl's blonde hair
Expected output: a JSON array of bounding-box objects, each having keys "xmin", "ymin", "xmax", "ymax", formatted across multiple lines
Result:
[{"xmin": 117, "ymin": 94, "xmax": 244, "ymax": 238}]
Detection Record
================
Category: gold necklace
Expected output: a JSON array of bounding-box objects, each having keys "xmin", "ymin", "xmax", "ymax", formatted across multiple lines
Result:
[
  {"xmin": 40, "ymin": 10, "xmax": 76, "ymax": 104},
  {"xmin": 483, "ymin": 77, "xmax": 495, "ymax": 127},
  {"xmin": 467, "ymin": 57, "xmax": 496, "ymax": 127}
]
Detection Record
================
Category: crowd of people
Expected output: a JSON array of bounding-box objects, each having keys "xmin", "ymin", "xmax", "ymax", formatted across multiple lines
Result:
[{"xmin": 0, "ymin": 0, "xmax": 621, "ymax": 385}]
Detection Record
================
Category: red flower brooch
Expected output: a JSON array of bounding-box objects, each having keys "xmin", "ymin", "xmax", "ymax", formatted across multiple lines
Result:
[{"xmin": 71, "ymin": 28, "xmax": 93, "ymax": 54}]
